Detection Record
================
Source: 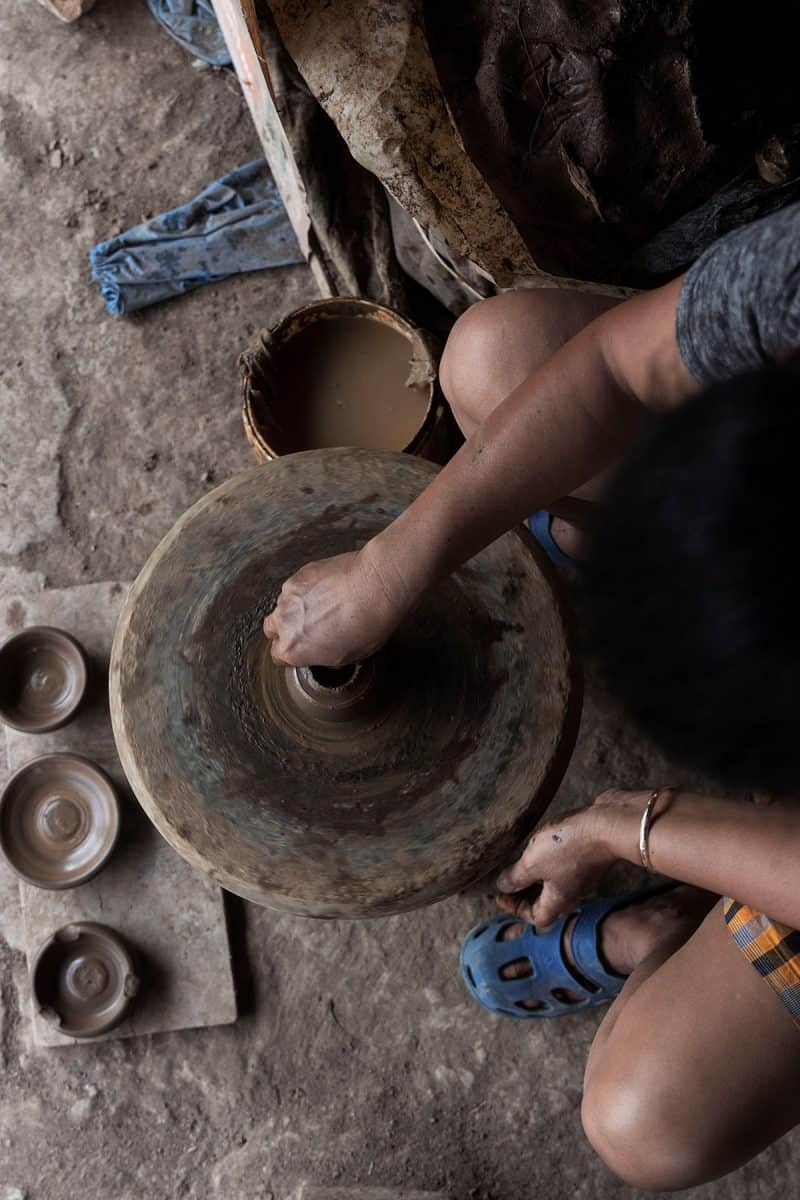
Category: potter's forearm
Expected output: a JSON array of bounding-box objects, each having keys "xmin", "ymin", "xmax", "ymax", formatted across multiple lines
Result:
[
  {"xmin": 602, "ymin": 791, "xmax": 800, "ymax": 928},
  {"xmin": 367, "ymin": 320, "xmax": 641, "ymax": 599}
]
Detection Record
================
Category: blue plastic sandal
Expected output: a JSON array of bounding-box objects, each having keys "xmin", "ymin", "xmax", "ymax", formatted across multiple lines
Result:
[
  {"xmin": 460, "ymin": 884, "xmax": 677, "ymax": 1019},
  {"xmin": 527, "ymin": 510, "xmax": 579, "ymax": 570}
]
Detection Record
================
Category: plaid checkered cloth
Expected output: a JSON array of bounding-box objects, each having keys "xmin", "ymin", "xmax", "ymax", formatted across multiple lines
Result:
[{"xmin": 724, "ymin": 898, "xmax": 800, "ymax": 1027}]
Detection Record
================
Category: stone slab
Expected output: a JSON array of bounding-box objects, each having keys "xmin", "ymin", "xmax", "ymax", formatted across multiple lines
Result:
[
  {"xmin": 0, "ymin": 583, "xmax": 237, "ymax": 1047},
  {"xmin": 0, "ymin": 724, "xmax": 24, "ymax": 954},
  {"xmin": 0, "ymin": 569, "xmax": 44, "ymax": 955}
]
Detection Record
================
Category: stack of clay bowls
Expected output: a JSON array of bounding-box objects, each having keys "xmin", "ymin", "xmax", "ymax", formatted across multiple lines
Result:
[{"xmin": 0, "ymin": 626, "xmax": 139, "ymax": 1038}]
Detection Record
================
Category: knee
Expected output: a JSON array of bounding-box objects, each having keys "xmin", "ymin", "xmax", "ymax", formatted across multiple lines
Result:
[
  {"xmin": 581, "ymin": 1067, "xmax": 720, "ymax": 1192},
  {"xmin": 439, "ymin": 295, "xmax": 518, "ymax": 434},
  {"xmin": 439, "ymin": 287, "xmax": 609, "ymax": 433}
]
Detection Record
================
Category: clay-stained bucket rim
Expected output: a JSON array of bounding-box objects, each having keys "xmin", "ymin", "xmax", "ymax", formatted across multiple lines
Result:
[{"xmin": 240, "ymin": 296, "xmax": 440, "ymax": 462}]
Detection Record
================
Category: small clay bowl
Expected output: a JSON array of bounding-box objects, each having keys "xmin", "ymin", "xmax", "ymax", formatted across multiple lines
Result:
[
  {"xmin": 0, "ymin": 754, "xmax": 120, "ymax": 890},
  {"xmin": 0, "ymin": 626, "xmax": 88, "ymax": 733},
  {"xmin": 32, "ymin": 922, "xmax": 140, "ymax": 1038}
]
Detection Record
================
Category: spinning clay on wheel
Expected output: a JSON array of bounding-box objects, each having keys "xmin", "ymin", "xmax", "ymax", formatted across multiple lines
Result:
[{"xmin": 110, "ymin": 449, "xmax": 580, "ymax": 918}]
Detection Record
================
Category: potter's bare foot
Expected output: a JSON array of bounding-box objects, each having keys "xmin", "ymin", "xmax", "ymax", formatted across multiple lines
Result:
[{"xmin": 500, "ymin": 885, "xmax": 717, "ymax": 1010}]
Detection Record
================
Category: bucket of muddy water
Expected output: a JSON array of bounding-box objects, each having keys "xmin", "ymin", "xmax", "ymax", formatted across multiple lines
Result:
[{"xmin": 240, "ymin": 297, "xmax": 451, "ymax": 464}]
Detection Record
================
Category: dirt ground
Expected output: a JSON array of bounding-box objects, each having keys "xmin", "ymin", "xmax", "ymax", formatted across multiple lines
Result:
[{"xmin": 1, "ymin": 3, "xmax": 799, "ymax": 1199}]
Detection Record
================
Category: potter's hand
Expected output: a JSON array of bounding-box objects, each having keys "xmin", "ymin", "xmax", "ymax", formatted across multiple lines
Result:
[
  {"xmin": 263, "ymin": 546, "xmax": 410, "ymax": 668},
  {"xmin": 495, "ymin": 793, "xmax": 630, "ymax": 927}
]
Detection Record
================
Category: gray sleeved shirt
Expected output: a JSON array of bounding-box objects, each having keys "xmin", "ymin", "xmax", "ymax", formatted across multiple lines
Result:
[{"xmin": 676, "ymin": 201, "xmax": 800, "ymax": 387}]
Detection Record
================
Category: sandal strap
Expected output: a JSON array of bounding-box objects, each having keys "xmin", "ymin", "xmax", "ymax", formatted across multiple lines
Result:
[
  {"xmin": 517, "ymin": 917, "xmax": 598, "ymax": 1001},
  {"xmin": 569, "ymin": 883, "xmax": 681, "ymax": 992},
  {"xmin": 569, "ymin": 897, "xmax": 630, "ymax": 992}
]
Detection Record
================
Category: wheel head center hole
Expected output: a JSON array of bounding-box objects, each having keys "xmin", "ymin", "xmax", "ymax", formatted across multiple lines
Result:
[{"xmin": 309, "ymin": 663, "xmax": 358, "ymax": 690}]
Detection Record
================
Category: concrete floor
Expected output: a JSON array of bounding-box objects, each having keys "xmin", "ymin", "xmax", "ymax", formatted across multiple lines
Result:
[{"xmin": 1, "ymin": 3, "xmax": 799, "ymax": 1198}]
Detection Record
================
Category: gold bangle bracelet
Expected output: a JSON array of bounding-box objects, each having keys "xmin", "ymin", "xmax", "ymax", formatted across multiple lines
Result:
[{"xmin": 639, "ymin": 787, "xmax": 674, "ymax": 871}]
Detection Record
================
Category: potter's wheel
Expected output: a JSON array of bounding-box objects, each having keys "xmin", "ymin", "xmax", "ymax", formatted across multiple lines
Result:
[{"xmin": 110, "ymin": 449, "xmax": 580, "ymax": 917}]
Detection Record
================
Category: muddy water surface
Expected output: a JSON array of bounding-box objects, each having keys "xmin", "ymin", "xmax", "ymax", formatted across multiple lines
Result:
[{"xmin": 269, "ymin": 317, "xmax": 429, "ymax": 452}]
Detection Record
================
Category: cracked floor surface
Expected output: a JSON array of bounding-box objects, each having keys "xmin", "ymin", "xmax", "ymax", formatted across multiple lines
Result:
[{"xmin": 1, "ymin": 3, "xmax": 799, "ymax": 1199}]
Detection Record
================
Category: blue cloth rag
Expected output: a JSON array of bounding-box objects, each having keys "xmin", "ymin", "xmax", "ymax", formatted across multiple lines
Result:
[
  {"xmin": 89, "ymin": 160, "xmax": 304, "ymax": 317},
  {"xmin": 146, "ymin": 0, "xmax": 231, "ymax": 66}
]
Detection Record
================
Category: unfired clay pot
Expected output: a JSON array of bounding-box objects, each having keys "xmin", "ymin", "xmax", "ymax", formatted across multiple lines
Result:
[
  {"xmin": 0, "ymin": 626, "xmax": 88, "ymax": 733},
  {"xmin": 32, "ymin": 922, "xmax": 139, "ymax": 1039},
  {"xmin": 0, "ymin": 753, "xmax": 120, "ymax": 890}
]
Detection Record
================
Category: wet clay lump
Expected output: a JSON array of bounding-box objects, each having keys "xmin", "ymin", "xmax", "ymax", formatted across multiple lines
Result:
[
  {"xmin": 110, "ymin": 449, "xmax": 581, "ymax": 918},
  {"xmin": 266, "ymin": 317, "xmax": 430, "ymax": 453}
]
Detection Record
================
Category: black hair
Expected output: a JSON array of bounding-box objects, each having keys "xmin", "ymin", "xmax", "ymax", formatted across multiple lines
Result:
[{"xmin": 581, "ymin": 363, "xmax": 800, "ymax": 792}]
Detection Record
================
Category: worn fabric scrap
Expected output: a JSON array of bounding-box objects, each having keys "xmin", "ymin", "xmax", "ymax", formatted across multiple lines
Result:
[
  {"xmin": 146, "ymin": 0, "xmax": 231, "ymax": 66},
  {"xmin": 89, "ymin": 160, "xmax": 304, "ymax": 317}
]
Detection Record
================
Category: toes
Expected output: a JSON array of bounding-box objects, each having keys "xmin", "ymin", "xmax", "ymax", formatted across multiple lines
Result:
[
  {"xmin": 551, "ymin": 987, "xmax": 586, "ymax": 1006},
  {"xmin": 498, "ymin": 923, "xmax": 532, "ymax": 982},
  {"xmin": 499, "ymin": 956, "xmax": 533, "ymax": 982},
  {"xmin": 497, "ymin": 893, "xmax": 538, "ymax": 923},
  {"xmin": 499, "ymin": 923, "xmax": 533, "ymax": 983}
]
